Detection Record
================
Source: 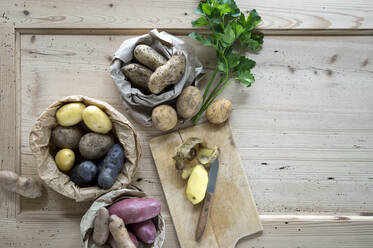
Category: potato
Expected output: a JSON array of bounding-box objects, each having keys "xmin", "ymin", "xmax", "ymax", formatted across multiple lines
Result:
[
  {"xmin": 55, "ymin": 148, "xmax": 75, "ymax": 172},
  {"xmin": 128, "ymin": 219, "xmax": 157, "ymax": 244},
  {"xmin": 69, "ymin": 161, "xmax": 98, "ymax": 187},
  {"xmin": 109, "ymin": 233, "xmax": 139, "ymax": 248},
  {"xmin": 186, "ymin": 165, "xmax": 208, "ymax": 205},
  {"xmin": 109, "ymin": 215, "xmax": 136, "ymax": 248},
  {"xmin": 56, "ymin": 102, "xmax": 86, "ymax": 127},
  {"xmin": 151, "ymin": 105, "xmax": 177, "ymax": 131},
  {"xmin": 82, "ymin": 105, "xmax": 112, "ymax": 134},
  {"xmin": 79, "ymin": 133, "xmax": 114, "ymax": 160},
  {"xmin": 97, "ymin": 144, "xmax": 125, "ymax": 189},
  {"xmin": 134, "ymin": 44, "xmax": 167, "ymax": 70},
  {"xmin": 206, "ymin": 98, "xmax": 233, "ymax": 124},
  {"xmin": 93, "ymin": 207, "xmax": 110, "ymax": 246},
  {"xmin": 148, "ymin": 51, "xmax": 186, "ymax": 94},
  {"xmin": 122, "ymin": 63, "xmax": 152, "ymax": 89},
  {"xmin": 176, "ymin": 86, "xmax": 203, "ymax": 119},
  {"xmin": 52, "ymin": 125, "xmax": 83, "ymax": 149},
  {"xmin": 0, "ymin": 170, "xmax": 43, "ymax": 198},
  {"xmin": 108, "ymin": 198, "xmax": 161, "ymax": 224}
]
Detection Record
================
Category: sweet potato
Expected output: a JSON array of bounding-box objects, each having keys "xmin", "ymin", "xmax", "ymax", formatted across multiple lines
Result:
[
  {"xmin": 0, "ymin": 170, "xmax": 43, "ymax": 198},
  {"xmin": 109, "ymin": 215, "xmax": 136, "ymax": 248},
  {"xmin": 128, "ymin": 219, "xmax": 157, "ymax": 244},
  {"xmin": 108, "ymin": 198, "xmax": 161, "ymax": 224},
  {"xmin": 92, "ymin": 207, "xmax": 110, "ymax": 245}
]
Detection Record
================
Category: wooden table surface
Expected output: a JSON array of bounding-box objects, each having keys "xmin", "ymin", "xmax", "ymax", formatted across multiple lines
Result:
[{"xmin": 0, "ymin": 1, "xmax": 373, "ymax": 247}]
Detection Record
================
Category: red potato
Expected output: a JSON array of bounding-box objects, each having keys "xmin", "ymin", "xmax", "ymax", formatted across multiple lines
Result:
[
  {"xmin": 108, "ymin": 232, "xmax": 139, "ymax": 248},
  {"xmin": 128, "ymin": 219, "xmax": 157, "ymax": 244},
  {"xmin": 108, "ymin": 198, "xmax": 161, "ymax": 224}
]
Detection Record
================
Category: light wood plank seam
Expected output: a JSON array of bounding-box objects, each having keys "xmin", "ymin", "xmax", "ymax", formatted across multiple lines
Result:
[
  {"xmin": 15, "ymin": 28, "xmax": 373, "ymax": 36},
  {"xmin": 14, "ymin": 212, "xmax": 373, "ymax": 222}
]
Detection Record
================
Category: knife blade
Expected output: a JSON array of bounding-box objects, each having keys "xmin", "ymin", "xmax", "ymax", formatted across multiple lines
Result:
[{"xmin": 195, "ymin": 158, "xmax": 219, "ymax": 241}]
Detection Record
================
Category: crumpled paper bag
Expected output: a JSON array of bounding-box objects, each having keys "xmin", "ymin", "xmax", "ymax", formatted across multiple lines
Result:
[
  {"xmin": 110, "ymin": 28, "xmax": 204, "ymax": 127},
  {"xmin": 29, "ymin": 95, "xmax": 141, "ymax": 202},
  {"xmin": 80, "ymin": 187, "xmax": 165, "ymax": 248}
]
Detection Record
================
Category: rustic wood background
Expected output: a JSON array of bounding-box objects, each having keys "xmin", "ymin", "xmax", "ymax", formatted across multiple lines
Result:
[{"xmin": 0, "ymin": 0, "xmax": 373, "ymax": 247}]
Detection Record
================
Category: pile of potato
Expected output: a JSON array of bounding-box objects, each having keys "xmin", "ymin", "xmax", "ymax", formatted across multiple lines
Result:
[
  {"xmin": 52, "ymin": 102, "xmax": 125, "ymax": 189},
  {"xmin": 122, "ymin": 44, "xmax": 206, "ymax": 131},
  {"xmin": 92, "ymin": 197, "xmax": 161, "ymax": 247}
]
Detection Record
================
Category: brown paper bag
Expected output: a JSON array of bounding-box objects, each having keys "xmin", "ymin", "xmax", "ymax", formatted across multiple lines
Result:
[
  {"xmin": 29, "ymin": 95, "xmax": 141, "ymax": 202},
  {"xmin": 80, "ymin": 187, "xmax": 165, "ymax": 248}
]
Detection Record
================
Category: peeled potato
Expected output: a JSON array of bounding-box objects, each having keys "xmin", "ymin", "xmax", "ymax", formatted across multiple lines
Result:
[
  {"xmin": 56, "ymin": 103, "xmax": 86, "ymax": 127},
  {"xmin": 186, "ymin": 165, "xmax": 208, "ymax": 205},
  {"xmin": 55, "ymin": 149, "xmax": 75, "ymax": 172},
  {"xmin": 82, "ymin": 106, "xmax": 112, "ymax": 134}
]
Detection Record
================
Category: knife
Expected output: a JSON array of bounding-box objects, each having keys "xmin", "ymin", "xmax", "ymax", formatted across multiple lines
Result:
[{"xmin": 195, "ymin": 158, "xmax": 219, "ymax": 241}]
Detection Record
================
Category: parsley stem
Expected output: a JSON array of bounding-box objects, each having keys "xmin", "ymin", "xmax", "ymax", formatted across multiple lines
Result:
[
  {"xmin": 203, "ymin": 67, "xmax": 218, "ymax": 102},
  {"xmin": 192, "ymin": 77, "xmax": 233, "ymax": 124}
]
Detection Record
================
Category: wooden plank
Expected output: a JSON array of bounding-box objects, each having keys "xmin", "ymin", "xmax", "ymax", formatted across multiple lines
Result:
[
  {"xmin": 0, "ymin": 0, "xmax": 373, "ymax": 29},
  {"xmin": 0, "ymin": 217, "xmax": 373, "ymax": 248},
  {"xmin": 0, "ymin": 24, "xmax": 19, "ymax": 219},
  {"xmin": 18, "ymin": 34, "xmax": 373, "ymax": 215}
]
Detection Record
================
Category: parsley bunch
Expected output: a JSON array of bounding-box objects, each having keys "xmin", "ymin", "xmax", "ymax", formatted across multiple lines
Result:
[{"xmin": 189, "ymin": 0, "xmax": 263, "ymax": 124}]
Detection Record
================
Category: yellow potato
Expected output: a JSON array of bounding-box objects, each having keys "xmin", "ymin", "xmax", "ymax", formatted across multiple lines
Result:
[
  {"xmin": 56, "ymin": 102, "xmax": 86, "ymax": 127},
  {"xmin": 205, "ymin": 98, "xmax": 232, "ymax": 124},
  {"xmin": 151, "ymin": 105, "xmax": 177, "ymax": 131},
  {"xmin": 82, "ymin": 106, "xmax": 112, "ymax": 134},
  {"xmin": 55, "ymin": 149, "xmax": 75, "ymax": 172},
  {"xmin": 186, "ymin": 165, "xmax": 208, "ymax": 205}
]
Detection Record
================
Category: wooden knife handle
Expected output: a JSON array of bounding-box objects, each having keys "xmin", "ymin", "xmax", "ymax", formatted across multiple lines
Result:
[{"xmin": 195, "ymin": 192, "xmax": 213, "ymax": 241}]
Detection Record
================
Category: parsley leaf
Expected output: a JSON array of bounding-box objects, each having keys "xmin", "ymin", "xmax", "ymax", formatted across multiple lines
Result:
[{"xmin": 190, "ymin": 0, "xmax": 264, "ymax": 123}]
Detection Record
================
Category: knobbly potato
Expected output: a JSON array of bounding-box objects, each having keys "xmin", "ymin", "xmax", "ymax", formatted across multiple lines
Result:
[
  {"xmin": 109, "ymin": 215, "xmax": 136, "ymax": 248},
  {"xmin": 97, "ymin": 144, "xmax": 125, "ymax": 189},
  {"xmin": 55, "ymin": 148, "xmax": 75, "ymax": 172},
  {"xmin": 52, "ymin": 125, "xmax": 83, "ymax": 149},
  {"xmin": 108, "ymin": 198, "xmax": 161, "ymax": 224},
  {"xmin": 79, "ymin": 133, "xmax": 114, "ymax": 160},
  {"xmin": 148, "ymin": 51, "xmax": 186, "ymax": 94},
  {"xmin": 82, "ymin": 105, "xmax": 112, "ymax": 134},
  {"xmin": 109, "ymin": 232, "xmax": 139, "ymax": 248},
  {"xmin": 93, "ymin": 207, "xmax": 110, "ymax": 245},
  {"xmin": 69, "ymin": 161, "xmax": 98, "ymax": 187},
  {"xmin": 122, "ymin": 63, "xmax": 153, "ymax": 89},
  {"xmin": 151, "ymin": 105, "xmax": 177, "ymax": 131},
  {"xmin": 134, "ymin": 44, "xmax": 167, "ymax": 70},
  {"xmin": 206, "ymin": 98, "xmax": 233, "ymax": 124},
  {"xmin": 176, "ymin": 86, "xmax": 203, "ymax": 118},
  {"xmin": 56, "ymin": 102, "xmax": 86, "ymax": 127},
  {"xmin": 186, "ymin": 165, "xmax": 208, "ymax": 205},
  {"xmin": 0, "ymin": 170, "xmax": 43, "ymax": 198}
]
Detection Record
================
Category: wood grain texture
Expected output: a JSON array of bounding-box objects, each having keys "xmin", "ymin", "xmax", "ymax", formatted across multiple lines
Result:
[
  {"xmin": 1, "ymin": 217, "xmax": 373, "ymax": 248},
  {"xmin": 0, "ymin": 30, "xmax": 372, "ymax": 247},
  {"xmin": 0, "ymin": 24, "xmax": 19, "ymax": 219},
  {"xmin": 0, "ymin": 0, "xmax": 372, "ymax": 29},
  {"xmin": 150, "ymin": 122, "xmax": 263, "ymax": 248},
  {"xmin": 18, "ymin": 34, "xmax": 373, "ymax": 215}
]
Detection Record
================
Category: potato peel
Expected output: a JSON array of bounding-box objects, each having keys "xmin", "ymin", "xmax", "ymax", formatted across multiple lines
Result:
[
  {"xmin": 173, "ymin": 137, "xmax": 203, "ymax": 170},
  {"xmin": 197, "ymin": 146, "xmax": 219, "ymax": 166}
]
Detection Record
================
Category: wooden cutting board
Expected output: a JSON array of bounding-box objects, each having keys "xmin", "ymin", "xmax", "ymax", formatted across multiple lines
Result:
[{"xmin": 150, "ymin": 122, "xmax": 262, "ymax": 248}]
